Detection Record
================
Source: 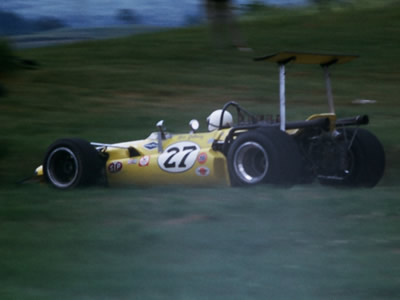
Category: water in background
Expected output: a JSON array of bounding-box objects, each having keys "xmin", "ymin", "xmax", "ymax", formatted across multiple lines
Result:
[{"xmin": 0, "ymin": 0, "xmax": 308, "ymax": 27}]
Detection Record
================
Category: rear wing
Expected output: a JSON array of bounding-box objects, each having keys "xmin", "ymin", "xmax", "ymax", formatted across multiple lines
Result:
[{"xmin": 254, "ymin": 51, "xmax": 359, "ymax": 131}]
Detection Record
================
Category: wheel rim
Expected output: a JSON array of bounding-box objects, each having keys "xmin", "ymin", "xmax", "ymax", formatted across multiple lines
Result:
[
  {"xmin": 233, "ymin": 141, "xmax": 269, "ymax": 184},
  {"xmin": 46, "ymin": 147, "xmax": 79, "ymax": 188}
]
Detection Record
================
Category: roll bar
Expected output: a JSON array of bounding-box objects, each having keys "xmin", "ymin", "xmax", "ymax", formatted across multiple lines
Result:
[{"xmin": 219, "ymin": 101, "xmax": 257, "ymax": 129}]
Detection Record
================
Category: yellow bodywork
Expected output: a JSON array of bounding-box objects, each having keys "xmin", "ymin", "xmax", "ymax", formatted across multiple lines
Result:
[
  {"xmin": 104, "ymin": 113, "xmax": 335, "ymax": 187},
  {"xmin": 35, "ymin": 165, "xmax": 43, "ymax": 176},
  {"xmin": 306, "ymin": 113, "xmax": 337, "ymax": 131},
  {"xmin": 103, "ymin": 129, "xmax": 231, "ymax": 187}
]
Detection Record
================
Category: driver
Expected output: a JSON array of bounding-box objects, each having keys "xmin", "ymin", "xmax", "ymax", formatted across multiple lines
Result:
[{"xmin": 207, "ymin": 109, "xmax": 233, "ymax": 131}]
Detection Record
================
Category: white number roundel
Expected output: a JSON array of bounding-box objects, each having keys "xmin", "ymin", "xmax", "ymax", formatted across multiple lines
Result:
[{"xmin": 158, "ymin": 141, "xmax": 200, "ymax": 173}]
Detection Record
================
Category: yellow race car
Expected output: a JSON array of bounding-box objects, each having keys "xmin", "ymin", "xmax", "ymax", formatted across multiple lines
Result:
[{"xmin": 34, "ymin": 52, "xmax": 385, "ymax": 189}]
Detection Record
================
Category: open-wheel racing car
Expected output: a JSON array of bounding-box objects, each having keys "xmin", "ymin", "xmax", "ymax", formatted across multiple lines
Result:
[{"xmin": 34, "ymin": 52, "xmax": 385, "ymax": 189}]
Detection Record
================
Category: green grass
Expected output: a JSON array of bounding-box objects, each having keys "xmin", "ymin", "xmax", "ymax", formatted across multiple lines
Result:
[
  {"xmin": 1, "ymin": 1, "xmax": 400, "ymax": 299},
  {"xmin": 1, "ymin": 186, "xmax": 400, "ymax": 299}
]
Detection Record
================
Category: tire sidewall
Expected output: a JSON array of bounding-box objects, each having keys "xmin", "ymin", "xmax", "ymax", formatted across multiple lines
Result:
[
  {"xmin": 227, "ymin": 131, "xmax": 280, "ymax": 186},
  {"xmin": 317, "ymin": 128, "xmax": 385, "ymax": 187},
  {"xmin": 43, "ymin": 138, "xmax": 101, "ymax": 189},
  {"xmin": 342, "ymin": 128, "xmax": 385, "ymax": 187}
]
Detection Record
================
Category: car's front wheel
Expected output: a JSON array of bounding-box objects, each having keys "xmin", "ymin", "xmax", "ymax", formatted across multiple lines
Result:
[{"xmin": 43, "ymin": 138, "xmax": 102, "ymax": 189}]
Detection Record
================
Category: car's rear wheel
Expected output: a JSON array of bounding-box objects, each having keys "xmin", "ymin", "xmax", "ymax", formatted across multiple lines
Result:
[
  {"xmin": 319, "ymin": 128, "xmax": 385, "ymax": 187},
  {"xmin": 43, "ymin": 138, "xmax": 102, "ymax": 189},
  {"xmin": 227, "ymin": 129, "xmax": 302, "ymax": 186}
]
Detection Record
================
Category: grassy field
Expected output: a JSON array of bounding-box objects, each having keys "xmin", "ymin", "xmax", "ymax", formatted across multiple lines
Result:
[
  {"xmin": 1, "ymin": 1, "xmax": 400, "ymax": 299},
  {"xmin": 1, "ymin": 185, "xmax": 400, "ymax": 299}
]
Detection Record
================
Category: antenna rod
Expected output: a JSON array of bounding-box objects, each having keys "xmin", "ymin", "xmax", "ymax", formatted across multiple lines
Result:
[{"xmin": 279, "ymin": 64, "xmax": 286, "ymax": 131}]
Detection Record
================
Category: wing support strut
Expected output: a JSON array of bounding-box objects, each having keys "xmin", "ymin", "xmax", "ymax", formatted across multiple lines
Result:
[{"xmin": 254, "ymin": 52, "xmax": 358, "ymax": 131}]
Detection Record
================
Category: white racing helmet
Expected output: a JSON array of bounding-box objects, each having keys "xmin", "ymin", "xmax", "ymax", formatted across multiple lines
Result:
[{"xmin": 207, "ymin": 109, "xmax": 233, "ymax": 131}]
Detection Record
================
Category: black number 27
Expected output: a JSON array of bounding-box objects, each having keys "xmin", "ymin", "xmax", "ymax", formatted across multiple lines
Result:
[{"xmin": 163, "ymin": 146, "xmax": 197, "ymax": 169}]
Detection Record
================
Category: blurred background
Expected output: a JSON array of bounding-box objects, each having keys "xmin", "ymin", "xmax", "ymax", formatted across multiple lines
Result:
[{"xmin": 0, "ymin": 0, "xmax": 307, "ymax": 30}]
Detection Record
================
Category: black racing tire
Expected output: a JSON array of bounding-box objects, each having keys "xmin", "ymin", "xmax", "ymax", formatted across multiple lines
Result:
[
  {"xmin": 43, "ymin": 138, "xmax": 102, "ymax": 189},
  {"xmin": 227, "ymin": 129, "xmax": 302, "ymax": 186},
  {"xmin": 319, "ymin": 128, "xmax": 385, "ymax": 187},
  {"xmin": 256, "ymin": 128, "xmax": 303, "ymax": 185}
]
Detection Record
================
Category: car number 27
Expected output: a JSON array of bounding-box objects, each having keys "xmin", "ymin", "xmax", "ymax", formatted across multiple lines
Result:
[{"xmin": 158, "ymin": 141, "xmax": 200, "ymax": 173}]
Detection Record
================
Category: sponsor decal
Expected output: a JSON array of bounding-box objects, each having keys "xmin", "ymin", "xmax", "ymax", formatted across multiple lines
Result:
[
  {"xmin": 139, "ymin": 155, "xmax": 150, "ymax": 167},
  {"xmin": 108, "ymin": 161, "xmax": 123, "ymax": 173},
  {"xmin": 128, "ymin": 159, "xmax": 138, "ymax": 165},
  {"xmin": 196, "ymin": 166, "xmax": 210, "ymax": 177},
  {"xmin": 158, "ymin": 141, "xmax": 200, "ymax": 173},
  {"xmin": 197, "ymin": 152, "xmax": 207, "ymax": 164},
  {"xmin": 144, "ymin": 142, "xmax": 158, "ymax": 150},
  {"xmin": 177, "ymin": 135, "xmax": 204, "ymax": 140},
  {"xmin": 188, "ymin": 135, "xmax": 204, "ymax": 139}
]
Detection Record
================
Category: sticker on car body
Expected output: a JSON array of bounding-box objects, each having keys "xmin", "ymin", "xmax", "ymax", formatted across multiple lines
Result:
[
  {"xmin": 139, "ymin": 155, "xmax": 150, "ymax": 167},
  {"xmin": 108, "ymin": 161, "xmax": 123, "ymax": 173},
  {"xmin": 144, "ymin": 142, "xmax": 158, "ymax": 150},
  {"xmin": 128, "ymin": 159, "xmax": 137, "ymax": 165},
  {"xmin": 197, "ymin": 152, "xmax": 207, "ymax": 164},
  {"xmin": 158, "ymin": 141, "xmax": 200, "ymax": 173},
  {"xmin": 196, "ymin": 166, "xmax": 210, "ymax": 177}
]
